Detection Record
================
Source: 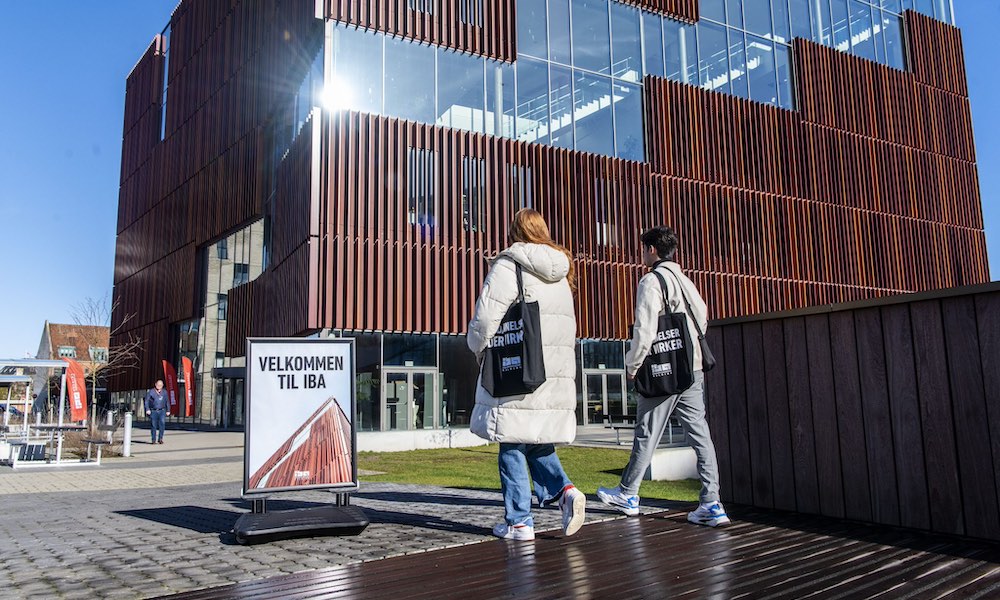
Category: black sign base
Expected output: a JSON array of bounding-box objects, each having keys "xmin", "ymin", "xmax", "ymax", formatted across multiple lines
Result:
[{"xmin": 234, "ymin": 505, "xmax": 369, "ymax": 545}]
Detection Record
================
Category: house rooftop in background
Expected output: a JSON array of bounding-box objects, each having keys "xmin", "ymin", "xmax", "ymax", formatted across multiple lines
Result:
[
  {"xmin": 36, "ymin": 322, "xmax": 110, "ymax": 364},
  {"xmin": 111, "ymin": 0, "xmax": 987, "ymax": 440}
]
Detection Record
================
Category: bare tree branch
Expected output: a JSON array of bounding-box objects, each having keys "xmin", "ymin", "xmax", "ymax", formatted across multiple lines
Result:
[{"xmin": 67, "ymin": 295, "xmax": 143, "ymax": 421}]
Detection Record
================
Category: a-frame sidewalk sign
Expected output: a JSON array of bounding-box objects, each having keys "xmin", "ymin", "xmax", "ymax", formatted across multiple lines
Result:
[{"xmin": 234, "ymin": 336, "xmax": 368, "ymax": 544}]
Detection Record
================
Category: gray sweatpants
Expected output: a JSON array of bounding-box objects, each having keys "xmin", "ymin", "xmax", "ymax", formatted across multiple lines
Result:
[{"xmin": 619, "ymin": 371, "xmax": 721, "ymax": 503}]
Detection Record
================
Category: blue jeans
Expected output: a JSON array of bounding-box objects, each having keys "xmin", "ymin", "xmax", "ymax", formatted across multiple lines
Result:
[
  {"xmin": 150, "ymin": 409, "xmax": 166, "ymax": 442},
  {"xmin": 498, "ymin": 443, "xmax": 573, "ymax": 527}
]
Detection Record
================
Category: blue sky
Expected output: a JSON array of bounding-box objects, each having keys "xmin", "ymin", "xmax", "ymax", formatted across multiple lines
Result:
[{"xmin": 0, "ymin": 1, "xmax": 997, "ymax": 359}]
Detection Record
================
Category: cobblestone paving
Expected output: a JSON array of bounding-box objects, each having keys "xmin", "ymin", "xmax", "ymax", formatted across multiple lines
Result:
[{"xmin": 0, "ymin": 431, "xmax": 664, "ymax": 599}]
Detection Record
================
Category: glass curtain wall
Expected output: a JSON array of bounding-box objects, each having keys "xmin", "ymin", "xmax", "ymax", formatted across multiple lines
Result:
[
  {"xmin": 176, "ymin": 220, "xmax": 265, "ymax": 427},
  {"xmin": 326, "ymin": 0, "xmax": 952, "ymax": 159}
]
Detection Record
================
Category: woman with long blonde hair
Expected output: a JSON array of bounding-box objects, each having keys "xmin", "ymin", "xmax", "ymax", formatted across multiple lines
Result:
[{"xmin": 467, "ymin": 208, "xmax": 585, "ymax": 541}]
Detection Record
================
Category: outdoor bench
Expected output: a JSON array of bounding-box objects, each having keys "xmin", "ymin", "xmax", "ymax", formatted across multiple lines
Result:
[
  {"xmin": 83, "ymin": 423, "xmax": 118, "ymax": 465},
  {"xmin": 603, "ymin": 413, "xmax": 636, "ymax": 445}
]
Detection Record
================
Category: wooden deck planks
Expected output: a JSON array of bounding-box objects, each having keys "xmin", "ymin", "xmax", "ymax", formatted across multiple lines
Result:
[{"xmin": 159, "ymin": 506, "xmax": 1000, "ymax": 600}]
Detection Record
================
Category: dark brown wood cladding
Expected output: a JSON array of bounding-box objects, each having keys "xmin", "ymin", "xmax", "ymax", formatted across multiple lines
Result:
[
  {"xmin": 117, "ymin": 0, "xmax": 988, "ymax": 385},
  {"xmin": 906, "ymin": 10, "xmax": 968, "ymax": 95},
  {"xmin": 324, "ymin": 0, "xmax": 517, "ymax": 62},
  {"xmin": 613, "ymin": 0, "xmax": 697, "ymax": 23},
  {"xmin": 705, "ymin": 283, "xmax": 1000, "ymax": 542},
  {"xmin": 112, "ymin": 0, "xmax": 320, "ymax": 391}
]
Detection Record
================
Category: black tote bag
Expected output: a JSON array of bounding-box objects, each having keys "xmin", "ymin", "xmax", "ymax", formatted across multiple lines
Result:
[
  {"xmin": 481, "ymin": 260, "xmax": 546, "ymax": 397},
  {"xmin": 633, "ymin": 271, "xmax": 695, "ymax": 398}
]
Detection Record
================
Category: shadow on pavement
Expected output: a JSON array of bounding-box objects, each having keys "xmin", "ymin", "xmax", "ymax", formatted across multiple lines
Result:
[{"xmin": 116, "ymin": 506, "xmax": 242, "ymax": 534}]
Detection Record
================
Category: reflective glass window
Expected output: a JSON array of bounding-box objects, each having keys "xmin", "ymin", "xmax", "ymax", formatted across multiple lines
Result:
[
  {"xmin": 437, "ymin": 50, "xmax": 486, "ymax": 132},
  {"xmin": 849, "ymin": 1, "xmax": 876, "ymax": 61},
  {"xmin": 698, "ymin": 21, "xmax": 730, "ymax": 93},
  {"xmin": 729, "ymin": 29, "xmax": 749, "ymax": 99},
  {"xmin": 727, "ymin": 0, "xmax": 745, "ymax": 29},
  {"xmin": 872, "ymin": 6, "xmax": 886, "ymax": 63},
  {"xmin": 642, "ymin": 13, "xmax": 665, "ymax": 78},
  {"xmin": 772, "ymin": 0, "xmax": 791, "ymax": 43},
  {"xmin": 775, "ymin": 43, "xmax": 794, "ymax": 109},
  {"xmin": 788, "ymin": 0, "xmax": 812, "ymax": 40},
  {"xmin": 518, "ymin": 0, "xmax": 548, "ymax": 59},
  {"xmin": 572, "ymin": 0, "xmax": 612, "ymax": 75},
  {"xmin": 746, "ymin": 35, "xmax": 777, "ymax": 105},
  {"xmin": 516, "ymin": 57, "xmax": 550, "ymax": 144},
  {"xmin": 581, "ymin": 340, "xmax": 625, "ymax": 369},
  {"xmin": 549, "ymin": 65, "xmax": 575, "ymax": 149},
  {"xmin": 611, "ymin": 3, "xmax": 643, "ymax": 82},
  {"xmin": 744, "ymin": 0, "xmax": 774, "ymax": 37},
  {"xmin": 343, "ymin": 332, "xmax": 381, "ymax": 431},
  {"xmin": 831, "ymin": 0, "xmax": 851, "ymax": 51},
  {"xmin": 915, "ymin": 0, "xmax": 934, "ymax": 17},
  {"xmin": 613, "ymin": 81, "xmax": 644, "ymax": 161},
  {"xmin": 383, "ymin": 333, "xmax": 436, "ymax": 366},
  {"xmin": 665, "ymin": 21, "xmax": 699, "ymax": 85},
  {"xmin": 816, "ymin": 0, "xmax": 833, "ymax": 45},
  {"xmin": 550, "ymin": 0, "xmax": 572, "ymax": 64},
  {"xmin": 385, "ymin": 38, "xmax": 435, "ymax": 123},
  {"xmin": 438, "ymin": 336, "xmax": 478, "ymax": 426},
  {"xmin": 333, "ymin": 26, "xmax": 383, "ymax": 114},
  {"xmin": 573, "ymin": 71, "xmax": 614, "ymax": 155},
  {"xmin": 701, "ymin": 0, "xmax": 726, "ymax": 22},
  {"xmin": 486, "ymin": 62, "xmax": 516, "ymax": 137},
  {"xmin": 882, "ymin": 12, "xmax": 905, "ymax": 70},
  {"xmin": 936, "ymin": 0, "xmax": 952, "ymax": 23},
  {"xmin": 881, "ymin": 0, "xmax": 901, "ymax": 12}
]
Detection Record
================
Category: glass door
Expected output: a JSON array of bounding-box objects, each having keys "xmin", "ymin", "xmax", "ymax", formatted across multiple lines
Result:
[
  {"xmin": 582, "ymin": 370, "xmax": 629, "ymax": 424},
  {"xmin": 382, "ymin": 369, "xmax": 442, "ymax": 431}
]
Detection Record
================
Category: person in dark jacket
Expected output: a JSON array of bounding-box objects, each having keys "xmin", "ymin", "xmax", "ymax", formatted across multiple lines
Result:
[{"xmin": 144, "ymin": 380, "xmax": 170, "ymax": 444}]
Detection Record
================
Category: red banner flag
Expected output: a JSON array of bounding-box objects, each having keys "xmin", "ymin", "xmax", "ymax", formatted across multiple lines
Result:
[
  {"xmin": 181, "ymin": 356, "xmax": 195, "ymax": 417},
  {"xmin": 62, "ymin": 358, "xmax": 88, "ymax": 422},
  {"xmin": 162, "ymin": 360, "xmax": 180, "ymax": 415}
]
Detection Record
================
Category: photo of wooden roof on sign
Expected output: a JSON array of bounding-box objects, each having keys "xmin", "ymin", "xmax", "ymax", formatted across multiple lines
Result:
[{"xmin": 248, "ymin": 397, "xmax": 352, "ymax": 489}]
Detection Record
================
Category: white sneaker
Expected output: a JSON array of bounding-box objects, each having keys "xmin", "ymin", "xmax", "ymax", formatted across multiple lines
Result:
[
  {"xmin": 493, "ymin": 522, "xmax": 535, "ymax": 541},
  {"xmin": 596, "ymin": 485, "xmax": 640, "ymax": 516},
  {"xmin": 687, "ymin": 502, "xmax": 731, "ymax": 527},
  {"xmin": 560, "ymin": 486, "xmax": 586, "ymax": 536}
]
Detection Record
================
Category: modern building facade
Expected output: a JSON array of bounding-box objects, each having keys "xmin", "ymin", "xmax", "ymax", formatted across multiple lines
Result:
[{"xmin": 112, "ymin": 0, "xmax": 987, "ymax": 436}]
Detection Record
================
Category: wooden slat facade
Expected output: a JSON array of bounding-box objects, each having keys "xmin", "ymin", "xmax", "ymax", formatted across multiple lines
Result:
[
  {"xmin": 112, "ymin": 0, "xmax": 322, "ymax": 391},
  {"xmin": 114, "ymin": 2, "xmax": 988, "ymax": 389},
  {"xmin": 705, "ymin": 281, "xmax": 1000, "ymax": 543},
  {"xmin": 323, "ymin": 0, "xmax": 517, "ymax": 62}
]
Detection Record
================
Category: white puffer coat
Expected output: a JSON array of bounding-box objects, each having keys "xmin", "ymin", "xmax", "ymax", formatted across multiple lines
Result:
[{"xmin": 467, "ymin": 242, "xmax": 577, "ymax": 445}]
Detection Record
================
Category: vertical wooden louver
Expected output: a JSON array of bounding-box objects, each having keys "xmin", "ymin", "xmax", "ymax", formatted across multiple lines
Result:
[
  {"xmin": 613, "ymin": 0, "xmax": 697, "ymax": 22},
  {"xmin": 115, "ymin": 0, "xmax": 988, "ymax": 387},
  {"xmin": 324, "ymin": 0, "xmax": 517, "ymax": 62}
]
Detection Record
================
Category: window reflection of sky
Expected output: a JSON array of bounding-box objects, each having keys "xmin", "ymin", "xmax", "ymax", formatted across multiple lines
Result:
[{"xmin": 327, "ymin": 0, "xmax": 953, "ymax": 161}]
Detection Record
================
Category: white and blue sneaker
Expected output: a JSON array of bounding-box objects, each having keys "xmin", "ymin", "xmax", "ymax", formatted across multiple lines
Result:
[
  {"xmin": 560, "ymin": 485, "xmax": 587, "ymax": 536},
  {"xmin": 493, "ymin": 522, "xmax": 535, "ymax": 541},
  {"xmin": 596, "ymin": 485, "xmax": 640, "ymax": 516},
  {"xmin": 687, "ymin": 502, "xmax": 731, "ymax": 527}
]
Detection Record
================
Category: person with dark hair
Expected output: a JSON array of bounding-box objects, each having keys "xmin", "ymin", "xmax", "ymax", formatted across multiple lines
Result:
[
  {"xmin": 468, "ymin": 208, "xmax": 586, "ymax": 541},
  {"xmin": 597, "ymin": 226, "xmax": 730, "ymax": 527}
]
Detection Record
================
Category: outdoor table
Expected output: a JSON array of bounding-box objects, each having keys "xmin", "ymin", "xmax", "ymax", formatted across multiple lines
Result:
[{"xmin": 26, "ymin": 424, "xmax": 87, "ymax": 466}]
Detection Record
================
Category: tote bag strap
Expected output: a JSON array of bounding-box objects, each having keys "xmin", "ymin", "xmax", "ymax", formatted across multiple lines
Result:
[
  {"xmin": 658, "ymin": 266, "xmax": 706, "ymax": 342},
  {"xmin": 495, "ymin": 255, "xmax": 526, "ymax": 301}
]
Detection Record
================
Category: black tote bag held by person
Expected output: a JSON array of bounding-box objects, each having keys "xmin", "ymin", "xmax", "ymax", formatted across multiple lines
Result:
[
  {"xmin": 481, "ymin": 260, "xmax": 546, "ymax": 397},
  {"xmin": 633, "ymin": 270, "xmax": 695, "ymax": 398}
]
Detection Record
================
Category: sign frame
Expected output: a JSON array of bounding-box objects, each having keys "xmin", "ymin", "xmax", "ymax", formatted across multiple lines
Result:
[{"xmin": 242, "ymin": 336, "xmax": 358, "ymax": 497}]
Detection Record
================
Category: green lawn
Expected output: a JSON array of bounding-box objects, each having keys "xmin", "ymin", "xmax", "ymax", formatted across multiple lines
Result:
[{"xmin": 358, "ymin": 444, "xmax": 700, "ymax": 502}]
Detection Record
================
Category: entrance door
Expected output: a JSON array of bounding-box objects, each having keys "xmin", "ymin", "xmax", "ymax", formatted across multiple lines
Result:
[
  {"xmin": 582, "ymin": 370, "xmax": 629, "ymax": 425},
  {"xmin": 381, "ymin": 369, "xmax": 441, "ymax": 431}
]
